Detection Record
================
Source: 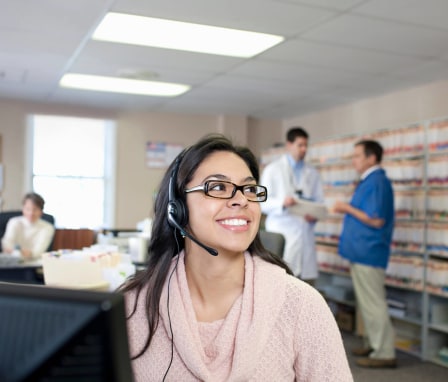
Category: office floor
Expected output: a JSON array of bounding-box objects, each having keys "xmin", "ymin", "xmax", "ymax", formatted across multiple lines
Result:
[{"xmin": 342, "ymin": 331, "xmax": 448, "ymax": 381}]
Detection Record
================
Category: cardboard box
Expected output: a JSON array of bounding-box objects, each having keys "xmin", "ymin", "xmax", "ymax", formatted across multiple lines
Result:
[
  {"xmin": 336, "ymin": 307, "xmax": 355, "ymax": 332},
  {"xmin": 42, "ymin": 250, "xmax": 135, "ymax": 291},
  {"xmin": 356, "ymin": 307, "xmax": 365, "ymax": 336},
  {"xmin": 431, "ymin": 302, "xmax": 448, "ymax": 324}
]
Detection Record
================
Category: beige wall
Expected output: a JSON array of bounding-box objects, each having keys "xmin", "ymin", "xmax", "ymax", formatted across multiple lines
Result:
[
  {"xmin": 0, "ymin": 98, "xmax": 281, "ymax": 227},
  {"xmin": 3, "ymin": 77, "xmax": 447, "ymax": 227},
  {"xmin": 115, "ymin": 111, "xmax": 230, "ymax": 227},
  {"xmin": 284, "ymin": 79, "xmax": 448, "ymax": 142},
  {"xmin": 247, "ymin": 117, "xmax": 283, "ymax": 158},
  {"xmin": 112, "ymin": 112, "xmax": 281, "ymax": 227},
  {"xmin": 0, "ymin": 101, "xmax": 26, "ymax": 210}
]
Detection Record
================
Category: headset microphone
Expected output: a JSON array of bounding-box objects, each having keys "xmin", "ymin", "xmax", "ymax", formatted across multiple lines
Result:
[
  {"xmin": 167, "ymin": 206, "xmax": 218, "ymax": 256},
  {"xmin": 167, "ymin": 155, "xmax": 218, "ymax": 257}
]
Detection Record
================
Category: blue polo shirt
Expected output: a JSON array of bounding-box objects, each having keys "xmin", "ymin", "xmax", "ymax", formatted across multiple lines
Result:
[{"xmin": 338, "ymin": 168, "xmax": 394, "ymax": 269}]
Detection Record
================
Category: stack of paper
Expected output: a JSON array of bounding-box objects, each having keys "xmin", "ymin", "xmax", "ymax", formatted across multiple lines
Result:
[{"xmin": 288, "ymin": 198, "xmax": 328, "ymax": 220}]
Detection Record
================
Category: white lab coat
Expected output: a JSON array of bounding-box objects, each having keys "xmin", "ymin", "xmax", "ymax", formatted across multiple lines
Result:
[{"xmin": 261, "ymin": 155, "xmax": 324, "ymax": 279}]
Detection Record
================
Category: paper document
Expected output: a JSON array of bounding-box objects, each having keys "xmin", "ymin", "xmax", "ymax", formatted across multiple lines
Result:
[{"xmin": 288, "ymin": 198, "xmax": 328, "ymax": 220}]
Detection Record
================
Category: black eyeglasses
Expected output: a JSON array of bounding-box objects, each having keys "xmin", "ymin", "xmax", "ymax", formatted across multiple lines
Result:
[{"xmin": 185, "ymin": 180, "xmax": 268, "ymax": 202}]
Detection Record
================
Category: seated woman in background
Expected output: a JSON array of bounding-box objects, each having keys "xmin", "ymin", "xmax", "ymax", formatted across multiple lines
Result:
[
  {"xmin": 2, "ymin": 192, "xmax": 55, "ymax": 259},
  {"xmin": 121, "ymin": 134, "xmax": 352, "ymax": 381}
]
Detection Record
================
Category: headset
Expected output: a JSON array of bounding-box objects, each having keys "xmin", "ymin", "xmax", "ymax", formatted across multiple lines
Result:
[
  {"xmin": 167, "ymin": 154, "xmax": 218, "ymax": 256},
  {"xmin": 162, "ymin": 152, "xmax": 218, "ymax": 380}
]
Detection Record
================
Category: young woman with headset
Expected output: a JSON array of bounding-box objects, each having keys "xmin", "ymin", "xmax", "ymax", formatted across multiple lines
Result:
[{"xmin": 120, "ymin": 134, "xmax": 352, "ymax": 381}]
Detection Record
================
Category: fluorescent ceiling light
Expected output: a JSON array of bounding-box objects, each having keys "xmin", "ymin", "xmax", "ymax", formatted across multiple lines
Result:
[
  {"xmin": 92, "ymin": 12, "xmax": 284, "ymax": 58},
  {"xmin": 59, "ymin": 74, "xmax": 190, "ymax": 97}
]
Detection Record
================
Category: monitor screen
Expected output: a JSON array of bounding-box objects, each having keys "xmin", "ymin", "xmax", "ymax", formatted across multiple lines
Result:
[{"xmin": 0, "ymin": 282, "xmax": 133, "ymax": 382}]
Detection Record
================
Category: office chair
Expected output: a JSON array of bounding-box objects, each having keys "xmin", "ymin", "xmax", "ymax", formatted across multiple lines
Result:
[
  {"xmin": 259, "ymin": 230, "xmax": 285, "ymax": 258},
  {"xmin": 0, "ymin": 210, "xmax": 55, "ymax": 252}
]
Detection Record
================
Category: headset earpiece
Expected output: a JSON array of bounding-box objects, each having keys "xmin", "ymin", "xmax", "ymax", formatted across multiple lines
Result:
[
  {"xmin": 166, "ymin": 152, "xmax": 218, "ymax": 257},
  {"xmin": 167, "ymin": 154, "xmax": 188, "ymax": 229},
  {"xmin": 167, "ymin": 199, "xmax": 188, "ymax": 228}
]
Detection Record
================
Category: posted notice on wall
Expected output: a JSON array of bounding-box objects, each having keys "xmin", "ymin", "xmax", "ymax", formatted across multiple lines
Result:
[{"xmin": 146, "ymin": 142, "xmax": 184, "ymax": 169}]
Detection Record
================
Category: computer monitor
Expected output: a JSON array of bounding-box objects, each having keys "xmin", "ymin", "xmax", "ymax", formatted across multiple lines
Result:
[{"xmin": 0, "ymin": 282, "xmax": 133, "ymax": 382}]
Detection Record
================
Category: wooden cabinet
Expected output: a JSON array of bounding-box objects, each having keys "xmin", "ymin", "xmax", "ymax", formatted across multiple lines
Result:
[{"xmin": 52, "ymin": 229, "xmax": 96, "ymax": 250}]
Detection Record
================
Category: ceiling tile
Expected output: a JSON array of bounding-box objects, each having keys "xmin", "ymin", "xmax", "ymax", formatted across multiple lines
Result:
[
  {"xmin": 354, "ymin": 0, "xmax": 448, "ymax": 30},
  {"xmin": 0, "ymin": 66, "xmax": 26, "ymax": 83},
  {"xmin": 302, "ymin": 13, "xmax": 448, "ymax": 57},
  {"xmin": 231, "ymin": 60, "xmax": 365, "ymax": 87},
  {"xmin": 0, "ymin": 0, "xmax": 108, "ymax": 31},
  {"xmin": 394, "ymin": 60, "xmax": 448, "ymax": 84},
  {"xmin": 51, "ymin": 87, "xmax": 166, "ymax": 110},
  {"xmin": 111, "ymin": 0, "xmax": 337, "ymax": 36},
  {"xmin": 275, "ymin": 0, "xmax": 365, "ymax": 11},
  {"xmin": 203, "ymin": 74, "xmax": 322, "ymax": 98},
  {"xmin": 260, "ymin": 39, "xmax": 428, "ymax": 74},
  {"xmin": 72, "ymin": 41, "xmax": 242, "ymax": 78},
  {"xmin": 2, "ymin": 0, "xmax": 448, "ymax": 119}
]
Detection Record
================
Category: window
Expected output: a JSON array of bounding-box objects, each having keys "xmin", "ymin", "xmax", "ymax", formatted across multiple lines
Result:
[{"xmin": 29, "ymin": 115, "xmax": 116, "ymax": 229}]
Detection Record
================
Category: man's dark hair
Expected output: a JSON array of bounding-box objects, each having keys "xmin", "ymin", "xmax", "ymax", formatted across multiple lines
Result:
[
  {"xmin": 286, "ymin": 127, "xmax": 309, "ymax": 143},
  {"xmin": 23, "ymin": 192, "xmax": 45, "ymax": 210},
  {"xmin": 356, "ymin": 139, "xmax": 384, "ymax": 163}
]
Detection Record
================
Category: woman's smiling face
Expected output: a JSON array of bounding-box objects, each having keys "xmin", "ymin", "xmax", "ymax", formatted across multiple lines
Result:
[{"xmin": 185, "ymin": 151, "xmax": 261, "ymax": 256}]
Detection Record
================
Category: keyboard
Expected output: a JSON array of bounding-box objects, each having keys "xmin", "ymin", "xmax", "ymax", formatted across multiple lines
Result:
[{"xmin": 0, "ymin": 254, "xmax": 23, "ymax": 267}]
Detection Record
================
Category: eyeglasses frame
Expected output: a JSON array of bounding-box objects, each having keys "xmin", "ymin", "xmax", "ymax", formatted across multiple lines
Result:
[{"xmin": 184, "ymin": 180, "xmax": 267, "ymax": 202}]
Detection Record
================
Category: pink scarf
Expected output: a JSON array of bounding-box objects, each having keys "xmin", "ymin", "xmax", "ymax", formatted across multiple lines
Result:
[{"xmin": 159, "ymin": 251, "xmax": 286, "ymax": 381}]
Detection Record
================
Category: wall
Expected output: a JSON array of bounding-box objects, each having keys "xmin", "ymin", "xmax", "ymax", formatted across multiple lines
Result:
[
  {"xmin": 0, "ymin": 101, "xmax": 26, "ymax": 210},
  {"xmin": 113, "ymin": 112, "xmax": 280, "ymax": 227},
  {"xmin": 0, "ymin": 97, "xmax": 281, "ymax": 227},
  {"xmin": 284, "ymin": 79, "xmax": 448, "ymax": 142},
  {"xmin": 4, "ymin": 77, "xmax": 448, "ymax": 227},
  {"xmin": 247, "ymin": 117, "xmax": 283, "ymax": 160},
  {"xmin": 115, "ymin": 111, "xmax": 226, "ymax": 227}
]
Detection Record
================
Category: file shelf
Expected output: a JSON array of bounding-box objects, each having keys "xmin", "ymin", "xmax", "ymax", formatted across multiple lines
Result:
[{"xmin": 308, "ymin": 119, "xmax": 448, "ymax": 368}]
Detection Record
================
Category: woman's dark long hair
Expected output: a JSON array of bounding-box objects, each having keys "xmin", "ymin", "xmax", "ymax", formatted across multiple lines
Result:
[{"xmin": 120, "ymin": 133, "xmax": 292, "ymax": 359}]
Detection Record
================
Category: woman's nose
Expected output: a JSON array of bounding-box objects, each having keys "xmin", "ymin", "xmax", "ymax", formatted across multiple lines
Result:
[{"xmin": 229, "ymin": 189, "xmax": 249, "ymax": 207}]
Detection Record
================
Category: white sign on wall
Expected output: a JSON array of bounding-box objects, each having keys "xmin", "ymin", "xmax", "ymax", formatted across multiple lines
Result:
[{"xmin": 146, "ymin": 142, "xmax": 183, "ymax": 168}]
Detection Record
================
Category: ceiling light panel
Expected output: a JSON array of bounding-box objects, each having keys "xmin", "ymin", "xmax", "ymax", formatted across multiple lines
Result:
[
  {"xmin": 92, "ymin": 12, "xmax": 284, "ymax": 58},
  {"xmin": 60, "ymin": 74, "xmax": 190, "ymax": 97}
]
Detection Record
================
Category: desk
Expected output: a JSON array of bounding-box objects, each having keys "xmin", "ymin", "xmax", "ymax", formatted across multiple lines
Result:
[
  {"xmin": 0, "ymin": 260, "xmax": 43, "ymax": 284},
  {"xmin": 100, "ymin": 228, "xmax": 141, "ymax": 237}
]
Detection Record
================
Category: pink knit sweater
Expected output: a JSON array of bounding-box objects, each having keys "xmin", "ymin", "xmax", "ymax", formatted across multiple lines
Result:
[{"xmin": 125, "ymin": 252, "xmax": 353, "ymax": 381}]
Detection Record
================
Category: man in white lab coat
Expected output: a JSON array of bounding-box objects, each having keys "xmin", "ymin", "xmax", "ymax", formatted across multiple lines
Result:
[{"xmin": 261, "ymin": 127, "xmax": 324, "ymax": 283}]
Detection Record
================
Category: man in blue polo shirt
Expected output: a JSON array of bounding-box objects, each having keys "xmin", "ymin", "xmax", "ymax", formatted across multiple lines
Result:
[{"xmin": 333, "ymin": 139, "xmax": 396, "ymax": 368}]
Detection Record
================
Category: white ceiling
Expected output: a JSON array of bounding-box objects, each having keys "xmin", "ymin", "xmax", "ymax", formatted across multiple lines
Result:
[{"xmin": 2, "ymin": 0, "xmax": 448, "ymax": 119}]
